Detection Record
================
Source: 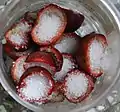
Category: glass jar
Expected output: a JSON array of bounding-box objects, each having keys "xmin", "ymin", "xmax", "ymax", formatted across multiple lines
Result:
[{"xmin": 0, "ymin": 0, "xmax": 120, "ymax": 112}]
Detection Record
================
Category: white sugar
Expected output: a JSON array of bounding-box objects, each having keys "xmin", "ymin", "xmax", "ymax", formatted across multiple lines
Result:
[
  {"xmin": 77, "ymin": 21, "xmax": 95, "ymax": 37},
  {"xmin": 8, "ymin": 21, "xmax": 31, "ymax": 45},
  {"xmin": 17, "ymin": 21, "xmax": 32, "ymax": 33},
  {"xmin": 34, "ymin": 12, "xmax": 61, "ymax": 42},
  {"xmin": 14, "ymin": 56, "xmax": 27, "ymax": 82},
  {"xmin": 66, "ymin": 72, "xmax": 88, "ymax": 98},
  {"xmin": 89, "ymin": 40, "xmax": 105, "ymax": 74},
  {"xmin": 20, "ymin": 74, "xmax": 51, "ymax": 100},
  {"xmin": 10, "ymin": 33, "xmax": 25, "ymax": 45},
  {"xmin": 54, "ymin": 57, "xmax": 76, "ymax": 81},
  {"xmin": 54, "ymin": 36, "xmax": 78, "ymax": 53}
]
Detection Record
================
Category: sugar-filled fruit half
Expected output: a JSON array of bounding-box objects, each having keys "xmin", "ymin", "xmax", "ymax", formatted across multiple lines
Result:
[
  {"xmin": 63, "ymin": 69, "xmax": 94, "ymax": 103},
  {"xmin": 24, "ymin": 4, "xmax": 84, "ymax": 34},
  {"xmin": 17, "ymin": 67, "xmax": 55, "ymax": 103},
  {"xmin": 11, "ymin": 50, "xmax": 57, "ymax": 83},
  {"xmin": 31, "ymin": 4, "xmax": 67, "ymax": 45},
  {"xmin": 76, "ymin": 33, "xmax": 108, "ymax": 77},
  {"xmin": 5, "ymin": 19, "xmax": 32, "ymax": 51}
]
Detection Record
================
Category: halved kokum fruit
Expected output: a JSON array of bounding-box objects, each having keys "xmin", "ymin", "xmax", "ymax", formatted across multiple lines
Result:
[
  {"xmin": 63, "ymin": 69, "xmax": 94, "ymax": 103},
  {"xmin": 76, "ymin": 33, "xmax": 108, "ymax": 77},
  {"xmin": 54, "ymin": 53, "xmax": 78, "ymax": 81},
  {"xmin": 3, "ymin": 43, "xmax": 34, "ymax": 60},
  {"xmin": 5, "ymin": 19, "xmax": 32, "ymax": 51},
  {"xmin": 11, "ymin": 56, "xmax": 27, "ymax": 83},
  {"xmin": 48, "ymin": 82, "xmax": 64, "ymax": 102},
  {"xmin": 17, "ymin": 67, "xmax": 55, "ymax": 103},
  {"xmin": 44, "ymin": 4, "xmax": 84, "ymax": 33},
  {"xmin": 25, "ymin": 51, "xmax": 56, "ymax": 75},
  {"xmin": 63, "ymin": 8, "xmax": 84, "ymax": 33},
  {"xmin": 31, "ymin": 4, "xmax": 67, "ymax": 45},
  {"xmin": 54, "ymin": 33, "xmax": 81, "ymax": 54},
  {"xmin": 39, "ymin": 46, "xmax": 63, "ymax": 71}
]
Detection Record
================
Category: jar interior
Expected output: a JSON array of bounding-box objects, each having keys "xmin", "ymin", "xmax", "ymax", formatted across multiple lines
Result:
[{"xmin": 0, "ymin": 0, "xmax": 120, "ymax": 112}]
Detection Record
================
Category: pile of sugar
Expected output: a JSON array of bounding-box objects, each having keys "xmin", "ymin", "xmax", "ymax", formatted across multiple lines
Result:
[
  {"xmin": 34, "ymin": 12, "xmax": 61, "ymax": 42},
  {"xmin": 9, "ymin": 21, "xmax": 32, "ymax": 46},
  {"xmin": 19, "ymin": 74, "xmax": 51, "ymax": 101},
  {"xmin": 54, "ymin": 35, "xmax": 78, "ymax": 53},
  {"xmin": 10, "ymin": 33, "xmax": 26, "ymax": 45},
  {"xmin": 65, "ymin": 71, "xmax": 88, "ymax": 99},
  {"xmin": 89, "ymin": 39, "xmax": 105, "ymax": 74},
  {"xmin": 18, "ymin": 21, "xmax": 32, "ymax": 33}
]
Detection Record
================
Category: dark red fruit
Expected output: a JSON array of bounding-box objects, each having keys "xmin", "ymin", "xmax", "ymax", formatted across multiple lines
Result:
[
  {"xmin": 48, "ymin": 82, "xmax": 64, "ymax": 102},
  {"xmin": 31, "ymin": 4, "xmax": 67, "ymax": 46},
  {"xmin": 11, "ymin": 56, "xmax": 27, "ymax": 83},
  {"xmin": 3, "ymin": 43, "xmax": 34, "ymax": 60},
  {"xmin": 63, "ymin": 8, "xmax": 84, "ymax": 33},
  {"xmin": 5, "ymin": 19, "xmax": 32, "ymax": 51},
  {"xmin": 54, "ymin": 33, "xmax": 81, "ymax": 54},
  {"xmin": 76, "ymin": 33, "xmax": 108, "ymax": 77},
  {"xmin": 17, "ymin": 67, "xmax": 55, "ymax": 103},
  {"xmin": 24, "ymin": 11, "xmax": 37, "ymax": 24},
  {"xmin": 39, "ymin": 46, "xmax": 63, "ymax": 71},
  {"xmin": 25, "ymin": 51, "xmax": 56, "ymax": 75},
  {"xmin": 54, "ymin": 53, "xmax": 78, "ymax": 81},
  {"xmin": 63, "ymin": 69, "xmax": 94, "ymax": 103}
]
